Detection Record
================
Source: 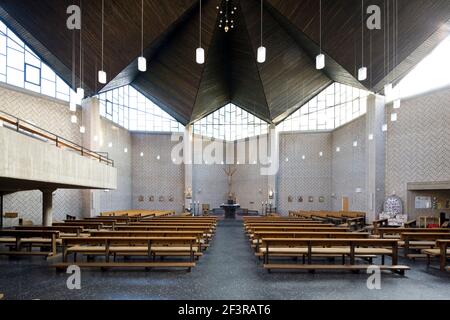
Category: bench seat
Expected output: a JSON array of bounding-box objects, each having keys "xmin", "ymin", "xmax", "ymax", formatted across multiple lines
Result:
[
  {"xmin": 67, "ymin": 245, "xmax": 199, "ymax": 253},
  {"xmin": 422, "ymin": 248, "xmax": 450, "ymax": 256},
  {"xmin": 52, "ymin": 262, "xmax": 196, "ymax": 271},
  {"xmin": 259, "ymin": 247, "xmax": 392, "ymax": 255},
  {"xmin": 263, "ymin": 264, "xmax": 410, "ymax": 273}
]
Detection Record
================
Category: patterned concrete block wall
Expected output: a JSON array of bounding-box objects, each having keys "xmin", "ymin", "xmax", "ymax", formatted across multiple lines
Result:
[
  {"xmin": 278, "ymin": 132, "xmax": 333, "ymax": 215},
  {"xmin": 0, "ymin": 85, "xmax": 84, "ymax": 225},
  {"xmin": 233, "ymin": 164, "xmax": 268, "ymax": 211},
  {"xmin": 131, "ymin": 133, "xmax": 185, "ymax": 212},
  {"xmin": 385, "ymin": 87, "xmax": 450, "ymax": 211},
  {"xmin": 193, "ymin": 164, "xmax": 228, "ymax": 210},
  {"xmin": 97, "ymin": 119, "xmax": 132, "ymax": 212},
  {"xmin": 331, "ymin": 116, "xmax": 367, "ymax": 211}
]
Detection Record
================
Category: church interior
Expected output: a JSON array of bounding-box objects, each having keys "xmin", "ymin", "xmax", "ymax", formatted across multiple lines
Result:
[{"xmin": 0, "ymin": 0, "xmax": 449, "ymax": 301}]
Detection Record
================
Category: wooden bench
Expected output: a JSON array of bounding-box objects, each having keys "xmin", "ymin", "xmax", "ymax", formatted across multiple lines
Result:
[
  {"xmin": 59, "ymin": 236, "xmax": 198, "ymax": 271},
  {"xmin": 0, "ymin": 230, "xmax": 59, "ymax": 257},
  {"xmin": 252, "ymin": 231, "xmax": 370, "ymax": 251},
  {"xmin": 260, "ymin": 238, "xmax": 408, "ymax": 274},
  {"xmin": 52, "ymin": 261, "xmax": 195, "ymax": 271},
  {"xmin": 15, "ymin": 226, "xmax": 83, "ymax": 237},
  {"xmin": 401, "ymin": 232, "xmax": 450, "ymax": 258},
  {"xmin": 89, "ymin": 230, "xmax": 208, "ymax": 252},
  {"xmin": 422, "ymin": 240, "xmax": 450, "ymax": 271},
  {"xmin": 53, "ymin": 221, "xmax": 104, "ymax": 231},
  {"xmin": 375, "ymin": 227, "xmax": 450, "ymax": 238}
]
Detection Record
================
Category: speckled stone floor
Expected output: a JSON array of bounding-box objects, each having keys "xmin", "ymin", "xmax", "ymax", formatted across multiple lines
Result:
[{"xmin": 0, "ymin": 219, "xmax": 449, "ymax": 300}]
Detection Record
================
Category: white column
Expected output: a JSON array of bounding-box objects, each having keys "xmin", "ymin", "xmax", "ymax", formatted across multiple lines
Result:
[
  {"xmin": 184, "ymin": 125, "xmax": 193, "ymax": 213},
  {"xmin": 365, "ymin": 94, "xmax": 386, "ymax": 223},
  {"xmin": 81, "ymin": 97, "xmax": 102, "ymax": 217},
  {"xmin": 267, "ymin": 125, "xmax": 279, "ymax": 213}
]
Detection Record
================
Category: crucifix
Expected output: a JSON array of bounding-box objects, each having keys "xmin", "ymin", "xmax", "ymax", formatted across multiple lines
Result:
[{"xmin": 223, "ymin": 165, "xmax": 237, "ymax": 200}]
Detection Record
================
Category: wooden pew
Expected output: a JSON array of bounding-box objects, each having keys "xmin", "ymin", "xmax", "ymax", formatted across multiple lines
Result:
[
  {"xmin": 55, "ymin": 236, "xmax": 197, "ymax": 271},
  {"xmin": 260, "ymin": 238, "xmax": 409, "ymax": 274},
  {"xmin": 401, "ymin": 232, "xmax": 450, "ymax": 258},
  {"xmin": 422, "ymin": 240, "xmax": 450, "ymax": 271},
  {"xmin": 89, "ymin": 230, "xmax": 207, "ymax": 252},
  {"xmin": 53, "ymin": 221, "xmax": 104, "ymax": 230},
  {"xmin": 375, "ymin": 227, "xmax": 450, "ymax": 239},
  {"xmin": 252, "ymin": 231, "xmax": 370, "ymax": 252},
  {"xmin": 15, "ymin": 226, "xmax": 83, "ymax": 237},
  {"xmin": 0, "ymin": 230, "xmax": 59, "ymax": 257}
]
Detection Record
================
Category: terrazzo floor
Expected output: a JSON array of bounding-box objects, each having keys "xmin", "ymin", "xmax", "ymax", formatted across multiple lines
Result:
[{"xmin": 0, "ymin": 219, "xmax": 449, "ymax": 300}]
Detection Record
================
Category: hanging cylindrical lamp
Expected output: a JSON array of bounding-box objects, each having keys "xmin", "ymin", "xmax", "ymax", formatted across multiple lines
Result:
[
  {"xmin": 316, "ymin": 0, "xmax": 325, "ymax": 70},
  {"xmin": 76, "ymin": 0, "xmax": 85, "ymax": 99},
  {"xmin": 98, "ymin": 0, "xmax": 107, "ymax": 84},
  {"xmin": 196, "ymin": 0, "xmax": 205, "ymax": 64},
  {"xmin": 138, "ymin": 0, "xmax": 147, "ymax": 72},
  {"xmin": 257, "ymin": 0, "xmax": 266, "ymax": 63},
  {"xmin": 358, "ymin": 0, "xmax": 367, "ymax": 81}
]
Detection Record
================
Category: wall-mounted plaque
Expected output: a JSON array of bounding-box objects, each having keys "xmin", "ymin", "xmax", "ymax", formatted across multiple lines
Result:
[
  {"xmin": 138, "ymin": 195, "xmax": 144, "ymax": 202},
  {"xmin": 288, "ymin": 196, "xmax": 293, "ymax": 203},
  {"xmin": 169, "ymin": 196, "xmax": 174, "ymax": 202},
  {"xmin": 149, "ymin": 196, "xmax": 154, "ymax": 202},
  {"xmin": 298, "ymin": 196, "xmax": 303, "ymax": 203},
  {"xmin": 308, "ymin": 196, "xmax": 314, "ymax": 203},
  {"xmin": 159, "ymin": 196, "xmax": 165, "ymax": 202},
  {"xmin": 415, "ymin": 196, "xmax": 431, "ymax": 209},
  {"xmin": 319, "ymin": 196, "xmax": 325, "ymax": 203}
]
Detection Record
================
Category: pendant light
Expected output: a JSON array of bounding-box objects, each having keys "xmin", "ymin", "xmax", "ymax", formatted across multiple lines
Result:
[
  {"xmin": 77, "ymin": 0, "xmax": 85, "ymax": 99},
  {"xmin": 196, "ymin": 0, "xmax": 205, "ymax": 64},
  {"xmin": 138, "ymin": 0, "xmax": 147, "ymax": 71},
  {"xmin": 98, "ymin": 0, "xmax": 107, "ymax": 84},
  {"xmin": 358, "ymin": 0, "xmax": 367, "ymax": 81},
  {"xmin": 257, "ymin": 0, "xmax": 266, "ymax": 63},
  {"xmin": 316, "ymin": 0, "xmax": 325, "ymax": 70},
  {"xmin": 71, "ymin": 115, "xmax": 78, "ymax": 124}
]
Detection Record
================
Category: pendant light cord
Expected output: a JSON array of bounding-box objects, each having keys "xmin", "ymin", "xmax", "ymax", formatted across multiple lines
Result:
[
  {"xmin": 101, "ymin": 0, "xmax": 104, "ymax": 70},
  {"xmin": 79, "ymin": 0, "xmax": 82, "ymax": 88},
  {"xmin": 141, "ymin": 0, "xmax": 144, "ymax": 56},
  {"xmin": 361, "ymin": 0, "xmax": 364, "ymax": 66},
  {"xmin": 319, "ymin": 0, "xmax": 322, "ymax": 53},
  {"xmin": 199, "ymin": 0, "xmax": 202, "ymax": 47},
  {"xmin": 260, "ymin": 0, "xmax": 263, "ymax": 47}
]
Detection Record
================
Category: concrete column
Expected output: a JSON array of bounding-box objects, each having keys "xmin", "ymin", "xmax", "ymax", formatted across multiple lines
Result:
[
  {"xmin": 267, "ymin": 125, "xmax": 279, "ymax": 213},
  {"xmin": 42, "ymin": 189, "xmax": 55, "ymax": 226},
  {"xmin": 81, "ymin": 97, "xmax": 102, "ymax": 218},
  {"xmin": 184, "ymin": 125, "xmax": 194, "ymax": 212},
  {"xmin": 365, "ymin": 94, "xmax": 386, "ymax": 222}
]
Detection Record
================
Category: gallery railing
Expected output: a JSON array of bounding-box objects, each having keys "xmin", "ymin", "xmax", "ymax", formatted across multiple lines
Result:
[{"xmin": 0, "ymin": 109, "xmax": 114, "ymax": 167}]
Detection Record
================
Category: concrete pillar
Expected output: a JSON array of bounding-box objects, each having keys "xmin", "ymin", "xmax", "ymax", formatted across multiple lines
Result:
[
  {"xmin": 81, "ymin": 97, "xmax": 102, "ymax": 218},
  {"xmin": 365, "ymin": 94, "xmax": 386, "ymax": 222},
  {"xmin": 184, "ymin": 125, "xmax": 194, "ymax": 213},
  {"xmin": 267, "ymin": 125, "xmax": 279, "ymax": 213},
  {"xmin": 0, "ymin": 193, "xmax": 3, "ymax": 229},
  {"xmin": 42, "ymin": 189, "xmax": 55, "ymax": 226}
]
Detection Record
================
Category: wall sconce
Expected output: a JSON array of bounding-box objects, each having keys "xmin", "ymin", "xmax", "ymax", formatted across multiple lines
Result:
[{"xmin": 268, "ymin": 189, "xmax": 274, "ymax": 199}]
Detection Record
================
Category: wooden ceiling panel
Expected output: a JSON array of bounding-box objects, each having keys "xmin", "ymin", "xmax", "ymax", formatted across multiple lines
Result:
[
  {"xmin": 228, "ymin": 1, "xmax": 271, "ymax": 123},
  {"xmin": 191, "ymin": 26, "xmax": 231, "ymax": 123},
  {"xmin": 132, "ymin": 0, "xmax": 221, "ymax": 125},
  {"xmin": 0, "ymin": 0, "xmax": 197, "ymax": 95},
  {"xmin": 266, "ymin": 0, "xmax": 450, "ymax": 91},
  {"xmin": 240, "ymin": 0, "xmax": 332, "ymax": 123}
]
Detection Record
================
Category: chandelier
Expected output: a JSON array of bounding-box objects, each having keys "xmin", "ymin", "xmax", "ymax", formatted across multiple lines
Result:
[{"xmin": 217, "ymin": 0, "xmax": 237, "ymax": 33}]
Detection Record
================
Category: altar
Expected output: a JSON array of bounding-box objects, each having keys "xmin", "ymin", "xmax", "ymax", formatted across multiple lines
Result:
[{"xmin": 220, "ymin": 203, "xmax": 240, "ymax": 219}]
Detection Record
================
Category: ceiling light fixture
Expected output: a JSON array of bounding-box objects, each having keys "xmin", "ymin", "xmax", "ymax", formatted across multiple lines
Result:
[
  {"xmin": 257, "ymin": 0, "xmax": 266, "ymax": 63},
  {"xmin": 316, "ymin": 0, "xmax": 325, "ymax": 70},
  {"xmin": 98, "ymin": 0, "xmax": 107, "ymax": 84},
  {"xmin": 138, "ymin": 0, "xmax": 147, "ymax": 72},
  {"xmin": 196, "ymin": 0, "xmax": 205, "ymax": 64},
  {"xmin": 71, "ymin": 115, "xmax": 77, "ymax": 124},
  {"xmin": 77, "ymin": 0, "xmax": 84, "ymax": 99},
  {"xmin": 79, "ymin": 125, "xmax": 86, "ymax": 134},
  {"xmin": 217, "ymin": 1, "xmax": 236, "ymax": 33},
  {"xmin": 358, "ymin": 0, "xmax": 367, "ymax": 81}
]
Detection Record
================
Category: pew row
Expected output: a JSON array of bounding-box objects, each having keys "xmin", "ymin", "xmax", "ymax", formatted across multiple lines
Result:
[{"xmin": 259, "ymin": 238, "xmax": 409, "ymax": 274}]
